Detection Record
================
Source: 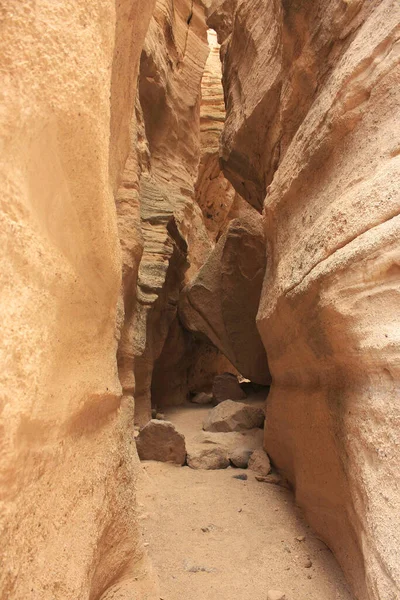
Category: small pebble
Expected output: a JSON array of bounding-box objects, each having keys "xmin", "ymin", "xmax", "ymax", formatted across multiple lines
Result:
[
  {"xmin": 233, "ymin": 473, "xmax": 248, "ymax": 480},
  {"xmin": 304, "ymin": 559, "xmax": 313, "ymax": 568},
  {"xmin": 296, "ymin": 535, "xmax": 306, "ymax": 542}
]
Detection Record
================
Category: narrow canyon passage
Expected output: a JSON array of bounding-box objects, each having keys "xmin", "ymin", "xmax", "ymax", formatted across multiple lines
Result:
[{"xmin": 1, "ymin": 1, "xmax": 399, "ymax": 600}]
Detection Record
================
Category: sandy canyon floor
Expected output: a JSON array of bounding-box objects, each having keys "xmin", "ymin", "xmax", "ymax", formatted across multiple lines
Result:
[{"xmin": 137, "ymin": 403, "xmax": 353, "ymax": 600}]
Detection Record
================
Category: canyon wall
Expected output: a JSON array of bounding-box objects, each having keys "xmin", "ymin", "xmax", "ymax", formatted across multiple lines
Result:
[
  {"xmin": 209, "ymin": 1, "xmax": 400, "ymax": 599},
  {"xmin": 0, "ymin": 1, "xmax": 161, "ymax": 598}
]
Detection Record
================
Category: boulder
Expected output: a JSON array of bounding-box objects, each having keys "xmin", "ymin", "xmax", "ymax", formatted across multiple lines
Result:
[
  {"xmin": 187, "ymin": 446, "xmax": 230, "ymax": 470},
  {"xmin": 203, "ymin": 400, "xmax": 265, "ymax": 433},
  {"xmin": 136, "ymin": 420, "xmax": 186, "ymax": 465},
  {"xmin": 229, "ymin": 447, "xmax": 253, "ymax": 469},
  {"xmin": 190, "ymin": 392, "xmax": 213, "ymax": 405},
  {"xmin": 212, "ymin": 372, "xmax": 246, "ymax": 404},
  {"xmin": 248, "ymin": 448, "xmax": 271, "ymax": 477}
]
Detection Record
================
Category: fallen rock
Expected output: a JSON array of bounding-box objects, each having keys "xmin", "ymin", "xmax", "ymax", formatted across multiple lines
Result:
[
  {"xmin": 212, "ymin": 372, "xmax": 247, "ymax": 404},
  {"xmin": 190, "ymin": 392, "xmax": 213, "ymax": 405},
  {"xmin": 136, "ymin": 420, "xmax": 186, "ymax": 465},
  {"xmin": 233, "ymin": 473, "xmax": 248, "ymax": 481},
  {"xmin": 267, "ymin": 591, "xmax": 286, "ymax": 600},
  {"xmin": 203, "ymin": 400, "xmax": 265, "ymax": 432},
  {"xmin": 248, "ymin": 448, "xmax": 271, "ymax": 476},
  {"xmin": 255, "ymin": 473, "xmax": 289, "ymax": 488},
  {"xmin": 229, "ymin": 446, "xmax": 253, "ymax": 468},
  {"xmin": 187, "ymin": 446, "xmax": 230, "ymax": 470}
]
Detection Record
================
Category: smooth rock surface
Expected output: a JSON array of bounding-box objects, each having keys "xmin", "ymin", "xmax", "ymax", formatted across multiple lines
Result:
[
  {"xmin": 203, "ymin": 400, "xmax": 265, "ymax": 433},
  {"xmin": 136, "ymin": 420, "xmax": 186, "ymax": 465},
  {"xmin": 0, "ymin": 1, "xmax": 159, "ymax": 598}
]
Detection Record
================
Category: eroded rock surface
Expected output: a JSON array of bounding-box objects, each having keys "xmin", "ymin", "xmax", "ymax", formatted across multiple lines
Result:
[
  {"xmin": 0, "ymin": 1, "xmax": 159, "ymax": 598},
  {"xmin": 203, "ymin": 400, "xmax": 265, "ymax": 433},
  {"xmin": 211, "ymin": 0, "xmax": 400, "ymax": 598},
  {"xmin": 136, "ymin": 420, "xmax": 186, "ymax": 465},
  {"xmin": 180, "ymin": 214, "xmax": 271, "ymax": 384}
]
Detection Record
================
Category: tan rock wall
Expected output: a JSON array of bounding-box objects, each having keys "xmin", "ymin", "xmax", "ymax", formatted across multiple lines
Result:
[
  {"xmin": 211, "ymin": 0, "xmax": 400, "ymax": 598},
  {"xmin": 0, "ymin": 1, "xmax": 158, "ymax": 598}
]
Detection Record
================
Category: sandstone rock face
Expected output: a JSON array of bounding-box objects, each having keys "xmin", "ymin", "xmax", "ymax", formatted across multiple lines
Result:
[
  {"xmin": 0, "ymin": 1, "xmax": 159, "ymax": 599},
  {"xmin": 203, "ymin": 400, "xmax": 265, "ymax": 433},
  {"xmin": 212, "ymin": 1, "xmax": 400, "ymax": 598},
  {"xmin": 212, "ymin": 372, "xmax": 247, "ymax": 403},
  {"xmin": 180, "ymin": 214, "xmax": 271, "ymax": 384},
  {"xmin": 195, "ymin": 29, "xmax": 236, "ymax": 242},
  {"xmin": 124, "ymin": 0, "xmax": 213, "ymax": 425},
  {"xmin": 136, "ymin": 420, "xmax": 186, "ymax": 465}
]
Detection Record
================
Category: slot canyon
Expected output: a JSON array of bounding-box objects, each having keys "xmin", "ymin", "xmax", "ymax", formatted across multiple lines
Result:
[{"xmin": 0, "ymin": 0, "xmax": 399, "ymax": 599}]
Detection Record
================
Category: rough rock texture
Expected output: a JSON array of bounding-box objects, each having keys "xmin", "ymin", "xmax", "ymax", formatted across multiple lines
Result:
[
  {"xmin": 248, "ymin": 449, "xmax": 272, "ymax": 477},
  {"xmin": 211, "ymin": 1, "xmax": 400, "ymax": 598},
  {"xmin": 0, "ymin": 1, "xmax": 160, "ymax": 599},
  {"xmin": 187, "ymin": 446, "xmax": 230, "ymax": 470},
  {"xmin": 203, "ymin": 400, "xmax": 265, "ymax": 433},
  {"xmin": 136, "ymin": 420, "xmax": 186, "ymax": 465},
  {"xmin": 180, "ymin": 213, "xmax": 271, "ymax": 384},
  {"xmin": 186, "ymin": 428, "xmax": 264, "ymax": 469},
  {"xmin": 126, "ymin": 1, "xmax": 215, "ymax": 425},
  {"xmin": 212, "ymin": 372, "xmax": 247, "ymax": 403}
]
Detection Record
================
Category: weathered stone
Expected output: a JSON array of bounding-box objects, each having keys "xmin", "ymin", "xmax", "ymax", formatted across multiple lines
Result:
[
  {"xmin": 0, "ymin": 1, "xmax": 159, "ymax": 598},
  {"xmin": 248, "ymin": 449, "xmax": 271, "ymax": 477},
  {"xmin": 212, "ymin": 373, "xmax": 247, "ymax": 404},
  {"xmin": 136, "ymin": 420, "xmax": 186, "ymax": 465},
  {"xmin": 211, "ymin": 1, "xmax": 400, "ymax": 598},
  {"xmin": 203, "ymin": 400, "xmax": 265, "ymax": 433},
  {"xmin": 229, "ymin": 447, "xmax": 253, "ymax": 469},
  {"xmin": 190, "ymin": 392, "xmax": 213, "ymax": 405},
  {"xmin": 179, "ymin": 213, "xmax": 271, "ymax": 385},
  {"xmin": 187, "ymin": 446, "xmax": 230, "ymax": 470}
]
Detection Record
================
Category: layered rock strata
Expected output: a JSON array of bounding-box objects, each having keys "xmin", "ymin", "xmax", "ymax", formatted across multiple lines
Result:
[{"xmin": 210, "ymin": 0, "xmax": 400, "ymax": 598}]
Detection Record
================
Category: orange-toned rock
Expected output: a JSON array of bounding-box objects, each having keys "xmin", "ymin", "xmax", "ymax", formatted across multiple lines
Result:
[
  {"xmin": 180, "ymin": 213, "xmax": 270, "ymax": 384},
  {"xmin": 0, "ymin": 1, "xmax": 159, "ymax": 599},
  {"xmin": 212, "ymin": 0, "xmax": 400, "ymax": 598}
]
